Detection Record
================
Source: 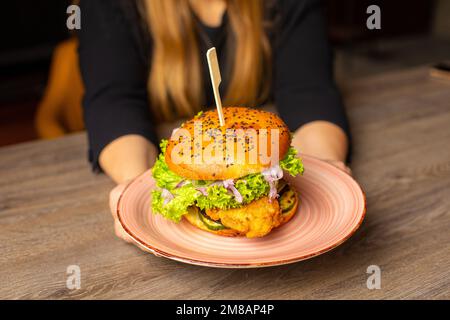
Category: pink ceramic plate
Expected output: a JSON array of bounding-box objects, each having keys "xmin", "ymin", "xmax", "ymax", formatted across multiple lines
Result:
[{"xmin": 117, "ymin": 155, "xmax": 366, "ymax": 268}]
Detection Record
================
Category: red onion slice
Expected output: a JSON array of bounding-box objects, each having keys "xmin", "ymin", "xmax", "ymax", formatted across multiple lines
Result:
[
  {"xmin": 175, "ymin": 180, "xmax": 187, "ymax": 188},
  {"xmin": 262, "ymin": 165, "xmax": 284, "ymax": 200},
  {"xmin": 161, "ymin": 188, "xmax": 174, "ymax": 205},
  {"xmin": 223, "ymin": 179, "xmax": 243, "ymax": 203},
  {"xmin": 196, "ymin": 187, "xmax": 208, "ymax": 196}
]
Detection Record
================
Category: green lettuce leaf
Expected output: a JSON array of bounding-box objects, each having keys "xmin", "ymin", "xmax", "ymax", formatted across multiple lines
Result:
[
  {"xmin": 280, "ymin": 146, "xmax": 305, "ymax": 176},
  {"xmin": 151, "ymin": 139, "xmax": 184, "ymax": 189},
  {"xmin": 151, "ymin": 185, "xmax": 199, "ymax": 222}
]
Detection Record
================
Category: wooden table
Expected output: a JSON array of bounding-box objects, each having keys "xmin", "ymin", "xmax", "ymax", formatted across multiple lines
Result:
[{"xmin": 0, "ymin": 67, "xmax": 449, "ymax": 299}]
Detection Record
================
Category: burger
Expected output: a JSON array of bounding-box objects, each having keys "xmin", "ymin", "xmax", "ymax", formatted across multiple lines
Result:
[{"xmin": 151, "ymin": 107, "xmax": 304, "ymax": 238}]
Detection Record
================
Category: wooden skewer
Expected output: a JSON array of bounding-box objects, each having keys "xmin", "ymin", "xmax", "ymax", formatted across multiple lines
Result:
[{"xmin": 206, "ymin": 47, "xmax": 225, "ymax": 126}]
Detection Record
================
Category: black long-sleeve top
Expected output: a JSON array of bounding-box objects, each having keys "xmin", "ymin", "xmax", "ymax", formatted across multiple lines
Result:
[{"xmin": 79, "ymin": 0, "xmax": 350, "ymax": 171}]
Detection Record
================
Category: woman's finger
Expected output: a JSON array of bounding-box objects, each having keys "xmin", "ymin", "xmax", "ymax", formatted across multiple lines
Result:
[
  {"xmin": 114, "ymin": 219, "xmax": 133, "ymax": 243},
  {"xmin": 325, "ymin": 160, "xmax": 352, "ymax": 175},
  {"xmin": 109, "ymin": 183, "xmax": 128, "ymax": 219},
  {"xmin": 109, "ymin": 182, "xmax": 135, "ymax": 243}
]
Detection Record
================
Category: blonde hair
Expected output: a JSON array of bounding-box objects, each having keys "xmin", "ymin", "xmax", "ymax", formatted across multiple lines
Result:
[{"xmin": 141, "ymin": 0, "xmax": 271, "ymax": 121}]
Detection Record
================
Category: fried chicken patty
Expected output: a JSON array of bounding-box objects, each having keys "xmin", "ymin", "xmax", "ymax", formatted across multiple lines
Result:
[{"xmin": 205, "ymin": 196, "xmax": 282, "ymax": 238}]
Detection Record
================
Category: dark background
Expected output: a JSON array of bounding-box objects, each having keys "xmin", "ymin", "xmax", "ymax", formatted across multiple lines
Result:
[{"xmin": 0, "ymin": 0, "xmax": 449, "ymax": 147}]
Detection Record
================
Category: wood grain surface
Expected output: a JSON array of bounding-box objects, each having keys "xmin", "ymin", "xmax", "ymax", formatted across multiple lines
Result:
[{"xmin": 0, "ymin": 67, "xmax": 449, "ymax": 299}]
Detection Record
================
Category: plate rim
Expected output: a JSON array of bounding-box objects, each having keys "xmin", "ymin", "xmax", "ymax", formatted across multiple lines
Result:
[{"xmin": 117, "ymin": 155, "xmax": 367, "ymax": 268}]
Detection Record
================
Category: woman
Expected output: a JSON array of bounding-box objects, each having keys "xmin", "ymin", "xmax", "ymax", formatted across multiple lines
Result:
[{"xmin": 79, "ymin": 0, "xmax": 350, "ymax": 241}]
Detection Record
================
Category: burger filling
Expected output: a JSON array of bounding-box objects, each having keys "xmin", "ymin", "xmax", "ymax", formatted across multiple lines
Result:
[
  {"xmin": 205, "ymin": 196, "xmax": 282, "ymax": 238},
  {"xmin": 187, "ymin": 184, "xmax": 298, "ymax": 237},
  {"xmin": 151, "ymin": 139, "xmax": 304, "ymax": 223}
]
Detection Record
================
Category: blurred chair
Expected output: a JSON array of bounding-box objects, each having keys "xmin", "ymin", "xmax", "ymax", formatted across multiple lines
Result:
[{"xmin": 35, "ymin": 38, "xmax": 84, "ymax": 139}]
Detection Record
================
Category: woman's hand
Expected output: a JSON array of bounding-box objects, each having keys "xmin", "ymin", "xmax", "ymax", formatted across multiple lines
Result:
[
  {"xmin": 100, "ymin": 134, "xmax": 158, "ymax": 242},
  {"xmin": 109, "ymin": 182, "xmax": 133, "ymax": 242},
  {"xmin": 292, "ymin": 120, "xmax": 351, "ymax": 174},
  {"xmin": 100, "ymin": 134, "xmax": 158, "ymax": 184},
  {"xmin": 323, "ymin": 159, "xmax": 352, "ymax": 175}
]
